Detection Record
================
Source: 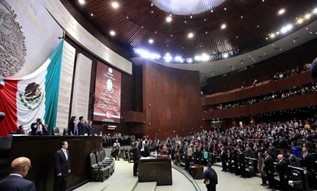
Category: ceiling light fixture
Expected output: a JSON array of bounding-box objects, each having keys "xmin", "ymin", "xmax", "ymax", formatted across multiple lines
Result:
[
  {"xmin": 148, "ymin": 39, "xmax": 154, "ymax": 44},
  {"xmin": 221, "ymin": 24, "xmax": 226, "ymax": 29},
  {"xmin": 111, "ymin": 1, "xmax": 120, "ymax": 9},
  {"xmin": 313, "ymin": 8, "xmax": 317, "ymax": 14},
  {"xmin": 109, "ymin": 30, "xmax": 116, "ymax": 36},
  {"xmin": 166, "ymin": 16, "xmax": 172, "ymax": 23},
  {"xmin": 187, "ymin": 32, "xmax": 194, "ymax": 38},
  {"xmin": 296, "ymin": 18, "xmax": 304, "ymax": 24},
  {"xmin": 151, "ymin": 0, "xmax": 227, "ymax": 15},
  {"xmin": 78, "ymin": 0, "xmax": 85, "ymax": 5},
  {"xmin": 304, "ymin": 13, "xmax": 311, "ymax": 20},
  {"xmin": 277, "ymin": 8, "xmax": 285, "ymax": 15}
]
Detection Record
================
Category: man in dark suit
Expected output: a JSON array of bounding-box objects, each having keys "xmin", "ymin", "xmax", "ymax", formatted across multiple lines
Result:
[
  {"xmin": 54, "ymin": 140, "xmax": 71, "ymax": 191},
  {"xmin": 264, "ymin": 150, "xmax": 275, "ymax": 190},
  {"xmin": 132, "ymin": 141, "xmax": 141, "ymax": 176},
  {"xmin": 77, "ymin": 116, "xmax": 86, "ymax": 135},
  {"xmin": 220, "ymin": 147, "xmax": 228, "ymax": 171},
  {"xmin": 0, "ymin": 157, "xmax": 35, "ymax": 191},
  {"xmin": 302, "ymin": 147, "xmax": 315, "ymax": 188},
  {"xmin": 276, "ymin": 154, "xmax": 288, "ymax": 190}
]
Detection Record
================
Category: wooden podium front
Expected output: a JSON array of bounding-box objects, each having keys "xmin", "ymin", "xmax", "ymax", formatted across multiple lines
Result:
[{"xmin": 138, "ymin": 157, "xmax": 172, "ymax": 185}]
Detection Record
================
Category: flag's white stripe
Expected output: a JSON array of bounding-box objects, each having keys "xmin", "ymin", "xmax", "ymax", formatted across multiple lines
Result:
[{"xmin": 16, "ymin": 65, "xmax": 48, "ymax": 133}]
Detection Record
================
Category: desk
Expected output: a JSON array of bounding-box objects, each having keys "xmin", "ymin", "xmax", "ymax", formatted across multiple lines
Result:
[
  {"xmin": 190, "ymin": 165, "xmax": 204, "ymax": 179},
  {"xmin": 138, "ymin": 157, "xmax": 172, "ymax": 185}
]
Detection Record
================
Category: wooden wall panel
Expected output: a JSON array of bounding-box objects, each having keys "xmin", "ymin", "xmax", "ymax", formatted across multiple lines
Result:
[{"xmin": 141, "ymin": 62, "xmax": 203, "ymax": 139}]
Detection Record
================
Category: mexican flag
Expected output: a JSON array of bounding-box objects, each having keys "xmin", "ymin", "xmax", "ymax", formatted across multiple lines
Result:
[{"xmin": 0, "ymin": 40, "xmax": 64, "ymax": 136}]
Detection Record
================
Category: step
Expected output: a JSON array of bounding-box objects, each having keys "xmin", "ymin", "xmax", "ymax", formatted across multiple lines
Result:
[{"xmin": 133, "ymin": 182, "xmax": 157, "ymax": 191}]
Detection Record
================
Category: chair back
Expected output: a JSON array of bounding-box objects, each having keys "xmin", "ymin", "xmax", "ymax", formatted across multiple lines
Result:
[
  {"xmin": 289, "ymin": 169, "xmax": 302, "ymax": 181},
  {"xmin": 96, "ymin": 151, "xmax": 102, "ymax": 163},
  {"xmin": 90, "ymin": 153, "xmax": 97, "ymax": 166},
  {"xmin": 100, "ymin": 149, "xmax": 106, "ymax": 159}
]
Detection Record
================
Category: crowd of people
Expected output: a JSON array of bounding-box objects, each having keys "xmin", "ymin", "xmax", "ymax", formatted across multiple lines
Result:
[
  {"xmin": 210, "ymin": 82, "xmax": 317, "ymax": 111},
  {"xmin": 105, "ymin": 115, "xmax": 317, "ymax": 190}
]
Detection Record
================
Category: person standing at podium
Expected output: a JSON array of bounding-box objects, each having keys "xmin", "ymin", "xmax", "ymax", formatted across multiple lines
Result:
[{"xmin": 132, "ymin": 142, "xmax": 141, "ymax": 176}]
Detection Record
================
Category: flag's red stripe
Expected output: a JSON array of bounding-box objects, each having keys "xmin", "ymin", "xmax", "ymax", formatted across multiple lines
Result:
[{"xmin": 0, "ymin": 80, "xmax": 18, "ymax": 136}]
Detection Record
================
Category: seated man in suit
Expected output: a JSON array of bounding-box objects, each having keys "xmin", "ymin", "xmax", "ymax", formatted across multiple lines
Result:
[{"xmin": 0, "ymin": 156, "xmax": 35, "ymax": 191}]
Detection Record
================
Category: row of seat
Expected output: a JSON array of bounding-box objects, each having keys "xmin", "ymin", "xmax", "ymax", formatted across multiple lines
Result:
[{"xmin": 89, "ymin": 149, "xmax": 115, "ymax": 182}]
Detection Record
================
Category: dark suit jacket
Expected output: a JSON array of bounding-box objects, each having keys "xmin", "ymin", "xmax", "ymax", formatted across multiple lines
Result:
[
  {"xmin": 302, "ymin": 152, "xmax": 314, "ymax": 172},
  {"xmin": 77, "ymin": 122, "xmax": 86, "ymax": 135},
  {"xmin": 277, "ymin": 159, "xmax": 288, "ymax": 178},
  {"xmin": 0, "ymin": 174, "xmax": 36, "ymax": 191},
  {"xmin": 264, "ymin": 156, "xmax": 275, "ymax": 174},
  {"xmin": 55, "ymin": 149, "xmax": 71, "ymax": 175}
]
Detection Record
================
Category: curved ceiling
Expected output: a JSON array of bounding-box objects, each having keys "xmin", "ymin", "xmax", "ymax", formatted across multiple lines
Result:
[{"xmin": 68, "ymin": 0, "xmax": 317, "ymax": 83}]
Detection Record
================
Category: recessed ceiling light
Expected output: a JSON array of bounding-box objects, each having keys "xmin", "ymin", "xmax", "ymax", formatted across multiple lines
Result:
[
  {"xmin": 240, "ymin": 16, "xmax": 244, "ymax": 19},
  {"xmin": 278, "ymin": 8, "xmax": 285, "ymax": 15},
  {"xmin": 297, "ymin": 18, "xmax": 304, "ymax": 24},
  {"xmin": 305, "ymin": 14, "xmax": 311, "ymax": 20},
  {"xmin": 109, "ymin": 30, "xmax": 116, "ymax": 36},
  {"xmin": 151, "ymin": 11, "xmax": 154, "ymax": 14},
  {"xmin": 90, "ymin": 13, "xmax": 94, "ymax": 17},
  {"xmin": 187, "ymin": 32, "xmax": 194, "ymax": 38},
  {"xmin": 221, "ymin": 24, "xmax": 226, "ymax": 29},
  {"xmin": 111, "ymin": 1, "xmax": 120, "ymax": 9},
  {"xmin": 166, "ymin": 16, "xmax": 172, "ymax": 23},
  {"xmin": 224, "ymin": 7, "xmax": 227, "ymax": 11},
  {"xmin": 78, "ymin": 0, "xmax": 85, "ymax": 5},
  {"xmin": 148, "ymin": 39, "xmax": 154, "ymax": 44}
]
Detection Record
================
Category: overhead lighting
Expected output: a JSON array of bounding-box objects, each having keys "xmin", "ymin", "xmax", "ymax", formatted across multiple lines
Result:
[
  {"xmin": 280, "ymin": 24, "xmax": 293, "ymax": 34},
  {"xmin": 78, "ymin": 0, "xmax": 85, "ymax": 5},
  {"xmin": 277, "ymin": 8, "xmax": 286, "ymax": 15},
  {"xmin": 304, "ymin": 13, "xmax": 311, "ymax": 20},
  {"xmin": 187, "ymin": 32, "xmax": 194, "ymax": 39},
  {"xmin": 269, "ymin": 33, "xmax": 276, "ymax": 39},
  {"xmin": 296, "ymin": 18, "xmax": 304, "ymax": 24},
  {"xmin": 109, "ymin": 30, "xmax": 116, "ymax": 36},
  {"xmin": 111, "ymin": 1, "xmax": 120, "ymax": 9},
  {"xmin": 187, "ymin": 58, "xmax": 193, "ymax": 63},
  {"xmin": 163, "ymin": 53, "xmax": 173, "ymax": 62},
  {"xmin": 90, "ymin": 13, "xmax": 94, "ymax": 17},
  {"xmin": 313, "ymin": 8, "xmax": 317, "ymax": 14},
  {"xmin": 174, "ymin": 56, "xmax": 184, "ymax": 63},
  {"xmin": 166, "ymin": 16, "xmax": 172, "ymax": 23},
  {"xmin": 135, "ymin": 49, "xmax": 161, "ymax": 60},
  {"xmin": 148, "ymin": 39, "xmax": 154, "ymax": 44},
  {"xmin": 221, "ymin": 24, "xmax": 226, "ymax": 29}
]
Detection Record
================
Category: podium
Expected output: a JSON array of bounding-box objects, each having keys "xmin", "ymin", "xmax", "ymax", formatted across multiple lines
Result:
[
  {"xmin": 190, "ymin": 165, "xmax": 204, "ymax": 179},
  {"xmin": 138, "ymin": 157, "xmax": 172, "ymax": 185}
]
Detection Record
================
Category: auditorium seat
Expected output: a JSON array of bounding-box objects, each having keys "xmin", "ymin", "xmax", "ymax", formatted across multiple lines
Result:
[
  {"xmin": 288, "ymin": 168, "xmax": 304, "ymax": 190},
  {"xmin": 89, "ymin": 153, "xmax": 109, "ymax": 182}
]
